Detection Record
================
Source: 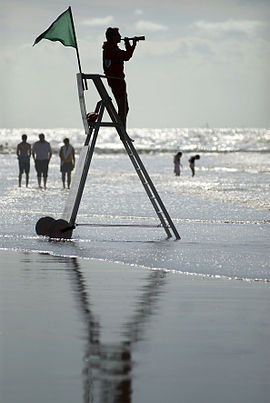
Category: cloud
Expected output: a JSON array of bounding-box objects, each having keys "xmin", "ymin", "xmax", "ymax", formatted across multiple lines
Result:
[
  {"xmin": 191, "ymin": 19, "xmax": 264, "ymax": 37},
  {"xmin": 81, "ymin": 16, "xmax": 114, "ymax": 27},
  {"xmin": 135, "ymin": 20, "xmax": 168, "ymax": 32},
  {"xmin": 139, "ymin": 39, "xmax": 182, "ymax": 56},
  {"xmin": 134, "ymin": 9, "xmax": 143, "ymax": 16}
]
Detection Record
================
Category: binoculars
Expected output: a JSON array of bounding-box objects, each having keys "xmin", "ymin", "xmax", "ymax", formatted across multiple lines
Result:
[{"xmin": 121, "ymin": 36, "xmax": 145, "ymax": 41}]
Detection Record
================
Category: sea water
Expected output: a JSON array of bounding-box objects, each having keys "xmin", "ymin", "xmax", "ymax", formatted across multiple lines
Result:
[{"xmin": 0, "ymin": 127, "xmax": 269, "ymax": 280}]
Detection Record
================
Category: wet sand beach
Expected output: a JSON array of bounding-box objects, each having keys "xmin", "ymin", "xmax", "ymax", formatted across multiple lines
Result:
[{"xmin": 1, "ymin": 249, "xmax": 269, "ymax": 403}]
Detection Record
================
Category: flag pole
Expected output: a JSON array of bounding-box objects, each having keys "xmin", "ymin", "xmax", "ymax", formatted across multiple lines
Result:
[
  {"xmin": 69, "ymin": 6, "xmax": 82, "ymax": 74},
  {"xmin": 69, "ymin": 6, "xmax": 87, "ymax": 89}
]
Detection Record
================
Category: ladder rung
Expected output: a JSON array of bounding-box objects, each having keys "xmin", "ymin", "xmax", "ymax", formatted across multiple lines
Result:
[{"xmin": 99, "ymin": 122, "xmax": 116, "ymax": 127}]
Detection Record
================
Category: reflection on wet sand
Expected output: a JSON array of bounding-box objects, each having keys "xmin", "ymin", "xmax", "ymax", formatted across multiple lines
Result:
[{"xmin": 66, "ymin": 257, "xmax": 166, "ymax": 403}]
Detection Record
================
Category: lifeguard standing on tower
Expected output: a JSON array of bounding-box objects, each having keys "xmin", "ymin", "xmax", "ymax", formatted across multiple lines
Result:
[{"xmin": 102, "ymin": 27, "xmax": 139, "ymax": 131}]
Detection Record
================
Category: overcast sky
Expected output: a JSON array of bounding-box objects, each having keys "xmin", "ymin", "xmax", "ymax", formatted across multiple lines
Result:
[{"xmin": 1, "ymin": 0, "xmax": 269, "ymax": 128}]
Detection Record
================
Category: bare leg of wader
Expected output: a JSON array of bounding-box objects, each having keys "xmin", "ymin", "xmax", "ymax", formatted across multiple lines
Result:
[
  {"xmin": 67, "ymin": 172, "xmax": 71, "ymax": 189},
  {"xmin": 19, "ymin": 173, "xmax": 22, "ymax": 187},
  {"xmin": 62, "ymin": 172, "xmax": 66, "ymax": 188},
  {"xmin": 26, "ymin": 173, "xmax": 29, "ymax": 187}
]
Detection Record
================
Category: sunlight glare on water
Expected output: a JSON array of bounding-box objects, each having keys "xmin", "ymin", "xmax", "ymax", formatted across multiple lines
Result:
[{"xmin": 0, "ymin": 127, "xmax": 269, "ymax": 280}]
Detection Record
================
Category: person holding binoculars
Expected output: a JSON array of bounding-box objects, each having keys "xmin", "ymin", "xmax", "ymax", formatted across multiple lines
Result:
[{"xmin": 102, "ymin": 27, "xmax": 144, "ymax": 136}]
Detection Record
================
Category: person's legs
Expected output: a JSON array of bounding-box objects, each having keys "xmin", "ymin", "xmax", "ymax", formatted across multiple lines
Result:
[
  {"xmin": 25, "ymin": 163, "xmax": 30, "ymax": 187},
  {"xmin": 109, "ymin": 80, "xmax": 133, "ymax": 141},
  {"xmin": 37, "ymin": 175, "xmax": 42, "ymax": 188},
  {"xmin": 174, "ymin": 163, "xmax": 180, "ymax": 176},
  {"xmin": 18, "ymin": 162, "xmax": 24, "ymax": 187},
  {"xmin": 61, "ymin": 172, "xmax": 66, "ymax": 188},
  {"xmin": 115, "ymin": 95, "xmax": 129, "ymax": 129},
  {"xmin": 42, "ymin": 160, "xmax": 49, "ymax": 189},
  {"xmin": 35, "ymin": 160, "xmax": 42, "ymax": 187},
  {"xmin": 114, "ymin": 93, "xmax": 133, "ymax": 142},
  {"xmin": 67, "ymin": 172, "xmax": 71, "ymax": 189}
]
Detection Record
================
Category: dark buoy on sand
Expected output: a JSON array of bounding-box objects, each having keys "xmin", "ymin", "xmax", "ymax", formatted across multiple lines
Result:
[
  {"xmin": 35, "ymin": 216, "xmax": 55, "ymax": 236},
  {"xmin": 48, "ymin": 219, "xmax": 73, "ymax": 239},
  {"xmin": 35, "ymin": 217, "xmax": 73, "ymax": 239}
]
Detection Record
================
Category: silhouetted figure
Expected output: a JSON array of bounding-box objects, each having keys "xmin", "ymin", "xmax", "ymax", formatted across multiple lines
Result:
[
  {"xmin": 16, "ymin": 134, "xmax": 31, "ymax": 187},
  {"xmin": 173, "ymin": 152, "xmax": 182, "ymax": 176},
  {"xmin": 102, "ymin": 27, "xmax": 137, "ymax": 132},
  {"xmin": 189, "ymin": 154, "xmax": 200, "ymax": 177},
  {"xmin": 59, "ymin": 138, "xmax": 75, "ymax": 189},
  {"xmin": 32, "ymin": 133, "xmax": 52, "ymax": 189}
]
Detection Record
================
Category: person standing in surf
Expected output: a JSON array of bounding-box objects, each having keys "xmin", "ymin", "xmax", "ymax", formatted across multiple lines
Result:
[
  {"xmin": 189, "ymin": 154, "xmax": 200, "ymax": 177},
  {"xmin": 16, "ymin": 134, "xmax": 31, "ymax": 187},
  {"xmin": 59, "ymin": 138, "xmax": 75, "ymax": 189},
  {"xmin": 32, "ymin": 133, "xmax": 52, "ymax": 189},
  {"xmin": 173, "ymin": 151, "xmax": 183, "ymax": 176},
  {"xmin": 102, "ymin": 27, "xmax": 137, "ymax": 134}
]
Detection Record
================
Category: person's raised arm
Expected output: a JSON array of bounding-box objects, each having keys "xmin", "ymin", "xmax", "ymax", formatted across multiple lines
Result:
[{"xmin": 123, "ymin": 37, "xmax": 137, "ymax": 60}]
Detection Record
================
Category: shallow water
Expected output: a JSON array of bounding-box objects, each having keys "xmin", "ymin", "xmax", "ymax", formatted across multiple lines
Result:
[{"xmin": 0, "ymin": 146, "xmax": 269, "ymax": 280}]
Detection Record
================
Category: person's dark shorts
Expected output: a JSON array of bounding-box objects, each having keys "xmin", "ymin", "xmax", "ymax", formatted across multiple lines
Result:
[
  {"xmin": 108, "ymin": 78, "xmax": 127, "ymax": 98},
  {"xmin": 18, "ymin": 159, "xmax": 30, "ymax": 174},
  {"xmin": 60, "ymin": 162, "xmax": 74, "ymax": 173},
  {"xmin": 35, "ymin": 160, "xmax": 49, "ymax": 177}
]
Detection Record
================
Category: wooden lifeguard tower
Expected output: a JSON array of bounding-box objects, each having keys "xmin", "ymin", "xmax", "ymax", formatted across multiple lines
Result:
[{"xmin": 35, "ymin": 74, "xmax": 180, "ymax": 240}]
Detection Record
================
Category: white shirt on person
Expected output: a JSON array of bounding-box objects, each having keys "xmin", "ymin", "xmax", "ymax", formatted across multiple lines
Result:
[{"xmin": 32, "ymin": 141, "xmax": 52, "ymax": 160}]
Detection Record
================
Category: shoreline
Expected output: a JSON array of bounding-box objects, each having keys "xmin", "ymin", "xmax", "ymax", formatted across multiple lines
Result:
[{"xmin": 1, "ymin": 247, "xmax": 269, "ymax": 283}]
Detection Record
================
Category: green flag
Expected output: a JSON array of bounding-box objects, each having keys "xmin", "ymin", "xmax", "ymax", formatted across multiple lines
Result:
[{"xmin": 33, "ymin": 7, "xmax": 76, "ymax": 48}]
